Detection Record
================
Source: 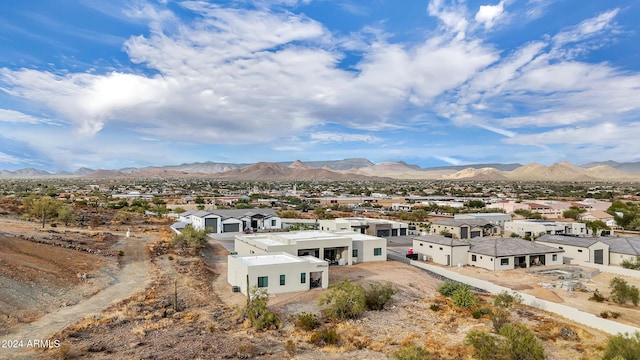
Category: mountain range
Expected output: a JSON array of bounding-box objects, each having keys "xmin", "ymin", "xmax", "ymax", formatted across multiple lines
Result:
[{"xmin": 2, "ymin": 159, "xmax": 640, "ymax": 182}]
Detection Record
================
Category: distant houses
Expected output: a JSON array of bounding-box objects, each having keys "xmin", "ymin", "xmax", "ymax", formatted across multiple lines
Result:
[
  {"xmin": 412, "ymin": 235, "xmax": 564, "ymax": 271},
  {"xmin": 172, "ymin": 209, "xmax": 282, "ymax": 234}
]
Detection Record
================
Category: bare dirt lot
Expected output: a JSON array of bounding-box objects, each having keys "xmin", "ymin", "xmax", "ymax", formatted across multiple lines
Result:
[
  {"xmin": 0, "ymin": 215, "xmax": 630, "ymax": 359},
  {"xmin": 447, "ymin": 263, "xmax": 640, "ymax": 327}
]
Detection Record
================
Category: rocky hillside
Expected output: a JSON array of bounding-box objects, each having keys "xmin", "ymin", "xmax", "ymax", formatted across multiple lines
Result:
[{"xmin": 2, "ymin": 159, "xmax": 640, "ymax": 181}]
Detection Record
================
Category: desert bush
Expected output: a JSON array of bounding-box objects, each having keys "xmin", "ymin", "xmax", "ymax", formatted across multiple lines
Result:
[
  {"xmin": 245, "ymin": 287, "xmax": 281, "ymax": 331},
  {"xmin": 493, "ymin": 291, "xmax": 523, "ymax": 309},
  {"xmin": 393, "ymin": 343, "xmax": 433, "ymax": 360},
  {"xmin": 490, "ymin": 308, "xmax": 511, "ymax": 333},
  {"xmin": 319, "ymin": 280, "xmax": 366, "ymax": 320},
  {"xmin": 621, "ymin": 256, "xmax": 640, "ymax": 270},
  {"xmin": 589, "ymin": 289, "xmax": 606, "ymax": 302},
  {"xmin": 429, "ymin": 303, "xmax": 441, "ymax": 312},
  {"xmin": 451, "ymin": 287, "xmax": 477, "ymax": 309},
  {"xmin": 498, "ymin": 323, "xmax": 545, "ymax": 360},
  {"xmin": 602, "ymin": 331, "xmax": 640, "ymax": 360},
  {"xmin": 600, "ymin": 311, "xmax": 610, "ymax": 319},
  {"xmin": 309, "ymin": 327, "xmax": 341, "ymax": 347},
  {"xmin": 284, "ymin": 339, "xmax": 296, "ymax": 356},
  {"xmin": 472, "ymin": 308, "xmax": 493, "ymax": 319},
  {"xmin": 437, "ymin": 281, "xmax": 467, "ymax": 297},
  {"xmin": 295, "ymin": 312, "xmax": 320, "ymax": 331},
  {"xmin": 465, "ymin": 329, "xmax": 508, "ymax": 360},
  {"xmin": 610, "ymin": 277, "xmax": 640, "ymax": 306},
  {"xmin": 365, "ymin": 282, "xmax": 397, "ymax": 310}
]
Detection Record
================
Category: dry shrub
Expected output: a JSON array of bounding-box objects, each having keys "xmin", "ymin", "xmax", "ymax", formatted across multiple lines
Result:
[
  {"xmin": 130, "ymin": 318, "xmax": 174, "ymax": 337},
  {"xmin": 237, "ymin": 341, "xmax": 256, "ymax": 357}
]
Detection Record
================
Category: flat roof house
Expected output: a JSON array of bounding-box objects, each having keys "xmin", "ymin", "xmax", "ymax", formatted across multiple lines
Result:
[
  {"xmin": 505, "ymin": 220, "xmax": 586, "ymax": 239},
  {"xmin": 234, "ymin": 230, "xmax": 387, "ymax": 265},
  {"xmin": 454, "ymin": 213, "xmax": 512, "ymax": 226},
  {"xmin": 412, "ymin": 236, "xmax": 564, "ymax": 271},
  {"xmin": 318, "ymin": 217, "xmax": 408, "ymax": 237},
  {"xmin": 535, "ymin": 235, "xmax": 609, "ymax": 265},
  {"xmin": 430, "ymin": 219, "xmax": 502, "ymax": 239},
  {"xmin": 227, "ymin": 252, "xmax": 329, "ymax": 295}
]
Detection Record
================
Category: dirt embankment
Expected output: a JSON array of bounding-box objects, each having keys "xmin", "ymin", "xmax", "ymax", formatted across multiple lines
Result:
[{"xmin": 0, "ymin": 233, "xmax": 119, "ymax": 336}]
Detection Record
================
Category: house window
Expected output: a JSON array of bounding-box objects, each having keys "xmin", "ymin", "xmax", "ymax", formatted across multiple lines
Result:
[
  {"xmin": 352, "ymin": 249, "xmax": 358, "ymax": 258},
  {"xmin": 500, "ymin": 258, "xmax": 509, "ymax": 266},
  {"xmin": 257, "ymin": 276, "xmax": 268, "ymax": 288},
  {"xmin": 552, "ymin": 254, "xmax": 558, "ymax": 261},
  {"xmin": 559, "ymin": 246, "xmax": 563, "ymax": 250},
  {"xmin": 419, "ymin": 243, "xmax": 423, "ymax": 246},
  {"xmin": 271, "ymin": 219, "xmax": 276, "ymax": 226},
  {"xmin": 577, "ymin": 249, "xmax": 583, "ymax": 253},
  {"xmin": 471, "ymin": 255, "xmax": 477, "ymax": 262},
  {"xmin": 429, "ymin": 245, "xmax": 433, "ymax": 248},
  {"xmin": 301, "ymin": 273, "xmax": 306, "ymax": 284},
  {"xmin": 439, "ymin": 247, "xmax": 443, "ymax": 251},
  {"xmin": 280, "ymin": 275, "xmax": 286, "ymax": 286},
  {"xmin": 374, "ymin": 248, "xmax": 382, "ymax": 256}
]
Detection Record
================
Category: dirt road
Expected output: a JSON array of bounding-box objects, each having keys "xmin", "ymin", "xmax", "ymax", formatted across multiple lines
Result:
[{"xmin": 0, "ymin": 235, "xmax": 153, "ymax": 359}]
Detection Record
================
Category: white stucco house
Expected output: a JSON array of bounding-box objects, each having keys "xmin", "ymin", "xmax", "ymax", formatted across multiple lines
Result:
[
  {"xmin": 227, "ymin": 252, "xmax": 329, "ymax": 295},
  {"xmin": 318, "ymin": 217, "xmax": 408, "ymax": 237},
  {"xmin": 504, "ymin": 219, "xmax": 587, "ymax": 239},
  {"xmin": 535, "ymin": 235, "xmax": 610, "ymax": 265},
  {"xmin": 174, "ymin": 209, "xmax": 282, "ymax": 234},
  {"xmin": 412, "ymin": 235, "xmax": 564, "ymax": 271},
  {"xmin": 535, "ymin": 235, "xmax": 640, "ymax": 266},
  {"xmin": 234, "ymin": 230, "xmax": 387, "ymax": 265}
]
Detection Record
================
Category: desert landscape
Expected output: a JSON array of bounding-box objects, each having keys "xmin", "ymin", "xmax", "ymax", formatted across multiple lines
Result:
[{"xmin": 1, "ymin": 210, "xmax": 638, "ymax": 359}]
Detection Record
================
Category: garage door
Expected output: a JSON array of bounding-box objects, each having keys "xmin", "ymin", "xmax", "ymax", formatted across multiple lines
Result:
[
  {"xmin": 377, "ymin": 229, "xmax": 390, "ymax": 237},
  {"xmin": 594, "ymin": 249, "xmax": 604, "ymax": 264},
  {"xmin": 223, "ymin": 223, "xmax": 240, "ymax": 233}
]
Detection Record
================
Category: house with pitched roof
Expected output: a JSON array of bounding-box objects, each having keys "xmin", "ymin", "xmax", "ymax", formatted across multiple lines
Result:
[
  {"xmin": 412, "ymin": 235, "xmax": 564, "ymax": 270},
  {"xmin": 535, "ymin": 235, "xmax": 609, "ymax": 265},
  {"xmin": 599, "ymin": 236, "xmax": 640, "ymax": 266},
  {"xmin": 536, "ymin": 235, "xmax": 640, "ymax": 266},
  {"xmin": 173, "ymin": 209, "xmax": 281, "ymax": 233}
]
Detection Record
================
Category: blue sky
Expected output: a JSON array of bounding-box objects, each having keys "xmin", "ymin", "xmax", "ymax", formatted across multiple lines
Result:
[{"xmin": 1, "ymin": 0, "xmax": 639, "ymax": 172}]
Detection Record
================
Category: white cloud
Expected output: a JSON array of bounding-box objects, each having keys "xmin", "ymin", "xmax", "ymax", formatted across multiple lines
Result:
[
  {"xmin": 311, "ymin": 132, "xmax": 382, "ymax": 143},
  {"xmin": 0, "ymin": 109, "xmax": 57, "ymax": 125},
  {"xmin": 427, "ymin": 0, "xmax": 470, "ymax": 40},
  {"xmin": 553, "ymin": 9, "xmax": 619, "ymax": 48},
  {"xmin": 475, "ymin": 1, "xmax": 505, "ymax": 30},
  {"xmin": 0, "ymin": 151, "xmax": 22, "ymax": 164}
]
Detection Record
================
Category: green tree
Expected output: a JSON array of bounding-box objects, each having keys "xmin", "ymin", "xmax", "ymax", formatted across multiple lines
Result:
[
  {"xmin": 584, "ymin": 220, "xmax": 610, "ymax": 237},
  {"xmin": 172, "ymin": 225, "xmax": 212, "ymax": 253},
  {"xmin": 23, "ymin": 196, "xmax": 61, "ymax": 228},
  {"xmin": 244, "ymin": 286, "xmax": 281, "ymax": 330},
  {"xmin": 319, "ymin": 280, "xmax": 367, "ymax": 320},
  {"xmin": 57, "ymin": 205, "xmax": 75, "ymax": 226},
  {"xmin": 467, "ymin": 200, "xmax": 486, "ymax": 209},
  {"xmin": 602, "ymin": 331, "xmax": 640, "ymax": 360},
  {"xmin": 562, "ymin": 207, "xmax": 582, "ymax": 220}
]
